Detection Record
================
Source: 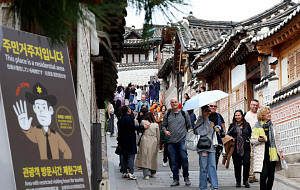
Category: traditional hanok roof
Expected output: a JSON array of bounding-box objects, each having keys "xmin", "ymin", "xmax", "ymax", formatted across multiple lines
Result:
[
  {"xmin": 123, "ymin": 25, "xmax": 164, "ymax": 46},
  {"xmin": 229, "ymin": 36, "xmax": 254, "ymax": 64},
  {"xmin": 176, "ymin": 14, "xmax": 236, "ymax": 53},
  {"xmin": 124, "ymin": 26, "xmax": 143, "ymax": 39},
  {"xmin": 251, "ymin": 4, "xmax": 300, "ymax": 43},
  {"xmin": 158, "ymin": 57, "xmax": 173, "ymax": 78},
  {"xmin": 193, "ymin": 0, "xmax": 299, "ymax": 77},
  {"xmin": 193, "ymin": 33, "xmax": 238, "ymax": 77}
]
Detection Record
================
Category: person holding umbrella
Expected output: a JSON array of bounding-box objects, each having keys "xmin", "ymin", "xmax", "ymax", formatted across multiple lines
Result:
[{"xmin": 194, "ymin": 105, "xmax": 219, "ymax": 190}]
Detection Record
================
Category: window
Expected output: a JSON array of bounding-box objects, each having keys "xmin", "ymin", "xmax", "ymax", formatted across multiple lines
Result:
[
  {"xmin": 281, "ymin": 57, "xmax": 288, "ymax": 86},
  {"xmin": 140, "ymin": 54, "xmax": 146, "ymax": 61},
  {"xmin": 287, "ymin": 48, "xmax": 300, "ymax": 83},
  {"xmin": 122, "ymin": 55, "xmax": 126, "ymax": 63},
  {"xmin": 134, "ymin": 54, "xmax": 139, "ymax": 62},
  {"xmin": 127, "ymin": 54, "xmax": 133, "ymax": 63}
]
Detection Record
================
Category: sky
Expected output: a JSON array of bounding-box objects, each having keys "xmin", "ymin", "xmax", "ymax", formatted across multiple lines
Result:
[{"xmin": 125, "ymin": 0, "xmax": 298, "ymax": 29}]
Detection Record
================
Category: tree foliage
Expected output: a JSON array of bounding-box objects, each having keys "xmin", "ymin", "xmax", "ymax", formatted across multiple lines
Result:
[{"xmin": 3, "ymin": 0, "xmax": 186, "ymax": 45}]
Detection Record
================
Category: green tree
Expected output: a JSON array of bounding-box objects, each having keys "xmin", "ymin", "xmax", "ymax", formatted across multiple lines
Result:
[{"xmin": 3, "ymin": 0, "xmax": 186, "ymax": 45}]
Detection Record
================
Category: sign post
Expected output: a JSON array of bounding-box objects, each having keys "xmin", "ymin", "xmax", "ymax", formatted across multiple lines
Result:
[{"xmin": 0, "ymin": 26, "xmax": 90, "ymax": 189}]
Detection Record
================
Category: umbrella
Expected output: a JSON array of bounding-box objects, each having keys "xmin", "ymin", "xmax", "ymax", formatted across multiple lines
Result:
[{"xmin": 182, "ymin": 90, "xmax": 229, "ymax": 111}]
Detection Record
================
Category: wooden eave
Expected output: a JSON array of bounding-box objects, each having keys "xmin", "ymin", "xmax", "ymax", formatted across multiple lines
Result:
[
  {"xmin": 197, "ymin": 40, "xmax": 236, "ymax": 77},
  {"xmin": 160, "ymin": 27, "xmax": 175, "ymax": 50},
  {"xmin": 173, "ymin": 33, "xmax": 181, "ymax": 71},
  {"xmin": 256, "ymin": 13, "xmax": 300, "ymax": 54}
]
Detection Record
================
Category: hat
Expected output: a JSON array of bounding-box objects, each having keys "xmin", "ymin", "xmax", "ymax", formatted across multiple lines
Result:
[{"xmin": 25, "ymin": 82, "xmax": 57, "ymax": 106}]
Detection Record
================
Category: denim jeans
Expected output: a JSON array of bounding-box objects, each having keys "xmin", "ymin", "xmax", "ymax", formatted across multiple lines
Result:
[
  {"xmin": 155, "ymin": 89, "xmax": 159, "ymax": 101},
  {"xmin": 122, "ymin": 154, "xmax": 135, "ymax": 174},
  {"xmin": 168, "ymin": 140, "xmax": 189, "ymax": 180},
  {"xmin": 199, "ymin": 151, "xmax": 218, "ymax": 190}
]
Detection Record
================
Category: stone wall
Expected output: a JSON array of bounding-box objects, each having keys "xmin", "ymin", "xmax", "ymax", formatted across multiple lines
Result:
[
  {"xmin": 117, "ymin": 63, "xmax": 159, "ymax": 86},
  {"xmin": 76, "ymin": 21, "xmax": 98, "ymax": 181}
]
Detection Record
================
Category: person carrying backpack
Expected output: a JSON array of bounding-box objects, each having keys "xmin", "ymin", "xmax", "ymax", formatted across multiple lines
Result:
[{"xmin": 161, "ymin": 98, "xmax": 192, "ymax": 187}]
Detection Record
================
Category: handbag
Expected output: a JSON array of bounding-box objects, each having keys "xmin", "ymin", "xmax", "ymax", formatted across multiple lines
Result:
[
  {"xmin": 197, "ymin": 135, "xmax": 212, "ymax": 149},
  {"xmin": 185, "ymin": 130, "xmax": 200, "ymax": 151},
  {"xmin": 185, "ymin": 121, "xmax": 203, "ymax": 151}
]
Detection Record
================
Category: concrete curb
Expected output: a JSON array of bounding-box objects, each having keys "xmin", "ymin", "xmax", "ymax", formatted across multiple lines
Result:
[
  {"xmin": 106, "ymin": 135, "xmax": 117, "ymax": 190},
  {"xmin": 275, "ymin": 173, "xmax": 300, "ymax": 190}
]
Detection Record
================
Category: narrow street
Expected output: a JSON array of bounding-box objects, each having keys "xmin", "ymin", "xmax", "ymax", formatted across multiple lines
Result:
[{"xmin": 107, "ymin": 135, "xmax": 296, "ymax": 190}]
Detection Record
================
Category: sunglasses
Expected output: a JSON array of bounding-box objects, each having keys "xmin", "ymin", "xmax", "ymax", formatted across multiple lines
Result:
[{"xmin": 209, "ymin": 105, "xmax": 217, "ymax": 108}]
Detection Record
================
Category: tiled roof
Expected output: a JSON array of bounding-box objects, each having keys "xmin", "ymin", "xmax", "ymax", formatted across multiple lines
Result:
[
  {"xmin": 123, "ymin": 25, "xmax": 164, "ymax": 45},
  {"xmin": 193, "ymin": 33, "xmax": 237, "ymax": 76},
  {"xmin": 229, "ymin": 36, "xmax": 253, "ymax": 60},
  {"xmin": 193, "ymin": 0, "xmax": 299, "ymax": 77},
  {"xmin": 251, "ymin": 5, "xmax": 300, "ymax": 43},
  {"xmin": 124, "ymin": 27, "xmax": 143, "ymax": 39},
  {"xmin": 268, "ymin": 80, "xmax": 300, "ymax": 106},
  {"xmin": 176, "ymin": 16, "xmax": 235, "ymax": 53}
]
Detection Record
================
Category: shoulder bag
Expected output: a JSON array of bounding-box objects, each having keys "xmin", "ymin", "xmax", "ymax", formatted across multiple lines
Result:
[
  {"xmin": 197, "ymin": 135, "xmax": 212, "ymax": 149},
  {"xmin": 197, "ymin": 123, "xmax": 212, "ymax": 149},
  {"xmin": 185, "ymin": 121, "xmax": 203, "ymax": 151}
]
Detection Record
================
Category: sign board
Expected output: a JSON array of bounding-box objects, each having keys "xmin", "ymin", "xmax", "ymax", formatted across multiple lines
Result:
[{"xmin": 0, "ymin": 26, "xmax": 90, "ymax": 189}]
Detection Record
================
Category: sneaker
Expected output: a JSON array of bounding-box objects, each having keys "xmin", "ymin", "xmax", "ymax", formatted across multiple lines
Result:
[
  {"xmin": 128, "ymin": 173, "xmax": 137, "ymax": 180},
  {"xmin": 184, "ymin": 177, "xmax": 191, "ymax": 186},
  {"xmin": 169, "ymin": 172, "xmax": 173, "ymax": 178},
  {"xmin": 144, "ymin": 176, "xmax": 150, "ymax": 180},
  {"xmin": 162, "ymin": 162, "xmax": 168, "ymax": 167},
  {"xmin": 159, "ymin": 150, "xmax": 163, "ymax": 153},
  {"xmin": 151, "ymin": 173, "xmax": 156, "ymax": 178},
  {"xmin": 170, "ymin": 179, "xmax": 179, "ymax": 187},
  {"xmin": 122, "ymin": 173, "xmax": 128, "ymax": 178},
  {"xmin": 106, "ymin": 132, "xmax": 111, "ymax": 135}
]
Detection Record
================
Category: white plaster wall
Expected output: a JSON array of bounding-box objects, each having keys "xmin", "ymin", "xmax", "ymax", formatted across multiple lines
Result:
[
  {"xmin": 231, "ymin": 64, "xmax": 246, "ymax": 89},
  {"xmin": 117, "ymin": 68, "xmax": 158, "ymax": 86}
]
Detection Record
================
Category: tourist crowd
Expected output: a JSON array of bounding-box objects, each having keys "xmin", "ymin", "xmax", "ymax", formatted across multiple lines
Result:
[{"xmin": 106, "ymin": 78, "xmax": 285, "ymax": 190}]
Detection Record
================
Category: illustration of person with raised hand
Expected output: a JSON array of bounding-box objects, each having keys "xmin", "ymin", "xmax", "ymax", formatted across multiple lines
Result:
[{"xmin": 13, "ymin": 82, "xmax": 72, "ymax": 160}]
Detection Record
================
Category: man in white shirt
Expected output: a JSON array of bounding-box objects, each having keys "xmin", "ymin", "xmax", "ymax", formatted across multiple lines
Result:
[
  {"xmin": 136, "ymin": 85, "xmax": 142, "ymax": 102},
  {"xmin": 244, "ymin": 99, "xmax": 259, "ymax": 183}
]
